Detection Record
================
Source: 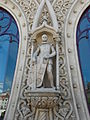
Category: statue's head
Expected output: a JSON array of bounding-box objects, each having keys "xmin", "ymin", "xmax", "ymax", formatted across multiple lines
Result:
[{"xmin": 42, "ymin": 34, "xmax": 48, "ymax": 43}]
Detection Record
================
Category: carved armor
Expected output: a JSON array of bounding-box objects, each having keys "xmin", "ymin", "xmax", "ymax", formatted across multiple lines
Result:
[{"xmin": 32, "ymin": 34, "xmax": 56, "ymax": 88}]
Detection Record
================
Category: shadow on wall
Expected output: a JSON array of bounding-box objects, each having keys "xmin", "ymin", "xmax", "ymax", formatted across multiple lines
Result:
[{"xmin": 0, "ymin": 111, "xmax": 5, "ymax": 120}]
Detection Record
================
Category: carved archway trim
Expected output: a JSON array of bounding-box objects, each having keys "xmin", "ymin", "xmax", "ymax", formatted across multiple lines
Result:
[
  {"xmin": 32, "ymin": 0, "xmax": 58, "ymax": 31},
  {"xmin": 65, "ymin": 0, "xmax": 90, "ymax": 120},
  {"xmin": 0, "ymin": 1, "xmax": 28, "ymax": 120},
  {"xmin": 31, "ymin": 24, "xmax": 58, "ymax": 39}
]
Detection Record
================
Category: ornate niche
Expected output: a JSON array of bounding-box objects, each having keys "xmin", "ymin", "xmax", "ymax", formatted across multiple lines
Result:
[
  {"xmin": 29, "ymin": 23, "xmax": 59, "ymax": 89},
  {"xmin": 24, "ymin": 18, "xmax": 61, "ymax": 120}
]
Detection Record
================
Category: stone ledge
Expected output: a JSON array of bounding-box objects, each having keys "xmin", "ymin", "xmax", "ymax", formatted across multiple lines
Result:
[
  {"xmin": 25, "ymin": 88, "xmax": 60, "ymax": 97},
  {"xmin": 24, "ymin": 89, "xmax": 61, "ymax": 109}
]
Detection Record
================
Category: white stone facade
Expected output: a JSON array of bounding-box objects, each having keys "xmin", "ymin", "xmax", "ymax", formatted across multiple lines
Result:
[{"xmin": 0, "ymin": 0, "xmax": 90, "ymax": 120}]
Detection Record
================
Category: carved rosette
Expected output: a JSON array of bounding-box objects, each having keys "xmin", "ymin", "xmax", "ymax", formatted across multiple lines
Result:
[{"xmin": 15, "ymin": 0, "xmax": 76, "ymax": 120}]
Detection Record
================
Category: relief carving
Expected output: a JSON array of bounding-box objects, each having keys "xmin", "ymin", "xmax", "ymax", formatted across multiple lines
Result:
[
  {"xmin": 54, "ymin": 0, "xmax": 74, "ymax": 32},
  {"xmin": 16, "ymin": 0, "xmax": 38, "ymax": 30},
  {"xmin": 38, "ymin": 4, "xmax": 52, "ymax": 26},
  {"xmin": 31, "ymin": 34, "xmax": 56, "ymax": 89},
  {"xmin": 15, "ymin": 0, "xmax": 75, "ymax": 120}
]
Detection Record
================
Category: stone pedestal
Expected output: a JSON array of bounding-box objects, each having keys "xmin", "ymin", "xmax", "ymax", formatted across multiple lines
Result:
[{"xmin": 25, "ymin": 89, "xmax": 60, "ymax": 120}]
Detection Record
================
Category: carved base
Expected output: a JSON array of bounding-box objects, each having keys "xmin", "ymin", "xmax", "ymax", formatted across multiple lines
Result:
[
  {"xmin": 25, "ymin": 89, "xmax": 61, "ymax": 120},
  {"xmin": 25, "ymin": 89, "xmax": 60, "ymax": 108}
]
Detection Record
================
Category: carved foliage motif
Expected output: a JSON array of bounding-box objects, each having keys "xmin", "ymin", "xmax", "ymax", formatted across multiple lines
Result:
[
  {"xmin": 53, "ymin": 0, "xmax": 75, "ymax": 119},
  {"xmin": 16, "ymin": 0, "xmax": 38, "ymax": 30},
  {"xmin": 15, "ymin": 81, "xmax": 35, "ymax": 120},
  {"xmin": 54, "ymin": 39, "xmax": 75, "ymax": 119},
  {"xmin": 15, "ymin": 0, "xmax": 75, "ymax": 120},
  {"xmin": 54, "ymin": 0, "xmax": 74, "ymax": 32}
]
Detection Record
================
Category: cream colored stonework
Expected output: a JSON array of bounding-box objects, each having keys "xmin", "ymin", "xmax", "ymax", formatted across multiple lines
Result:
[{"xmin": 0, "ymin": 0, "xmax": 89, "ymax": 120}]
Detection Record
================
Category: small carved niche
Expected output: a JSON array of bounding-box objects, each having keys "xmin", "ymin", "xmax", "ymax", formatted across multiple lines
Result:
[{"xmin": 29, "ymin": 24, "xmax": 59, "ymax": 90}]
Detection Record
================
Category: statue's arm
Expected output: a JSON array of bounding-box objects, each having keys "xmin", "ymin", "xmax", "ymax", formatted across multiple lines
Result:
[
  {"xmin": 49, "ymin": 45, "xmax": 56, "ymax": 58},
  {"xmin": 32, "ymin": 47, "xmax": 40, "ymax": 62}
]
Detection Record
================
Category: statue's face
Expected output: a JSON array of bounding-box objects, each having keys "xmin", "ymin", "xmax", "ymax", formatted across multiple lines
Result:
[{"xmin": 42, "ymin": 34, "xmax": 48, "ymax": 42}]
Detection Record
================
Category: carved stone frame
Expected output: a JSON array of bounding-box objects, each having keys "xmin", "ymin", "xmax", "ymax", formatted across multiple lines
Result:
[
  {"xmin": 65, "ymin": 0, "xmax": 90, "ymax": 119},
  {"xmin": 30, "ymin": 23, "xmax": 60, "ymax": 90}
]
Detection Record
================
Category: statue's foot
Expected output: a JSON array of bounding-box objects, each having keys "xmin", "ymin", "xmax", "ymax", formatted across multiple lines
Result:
[{"xmin": 51, "ymin": 86, "xmax": 55, "ymax": 90}]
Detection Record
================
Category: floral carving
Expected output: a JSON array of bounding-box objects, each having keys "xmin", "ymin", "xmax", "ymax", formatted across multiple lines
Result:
[
  {"xmin": 16, "ymin": 0, "xmax": 38, "ymax": 30},
  {"xmin": 53, "ymin": 0, "xmax": 75, "ymax": 119},
  {"xmin": 29, "ymin": 96, "xmax": 59, "ymax": 108},
  {"xmin": 54, "ymin": 0, "xmax": 74, "ymax": 32},
  {"xmin": 54, "ymin": 101, "xmax": 75, "ymax": 120}
]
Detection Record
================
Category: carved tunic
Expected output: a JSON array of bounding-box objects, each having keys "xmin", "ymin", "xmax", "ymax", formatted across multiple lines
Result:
[{"xmin": 34, "ymin": 43, "xmax": 55, "ymax": 65}]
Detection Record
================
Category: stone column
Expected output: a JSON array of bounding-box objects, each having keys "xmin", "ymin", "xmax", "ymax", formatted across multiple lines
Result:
[
  {"xmin": 54, "ymin": 36, "xmax": 60, "ymax": 90},
  {"xmin": 31, "ymin": 38, "xmax": 37, "ymax": 89}
]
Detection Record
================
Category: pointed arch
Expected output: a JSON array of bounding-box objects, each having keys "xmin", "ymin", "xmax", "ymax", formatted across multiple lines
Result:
[
  {"xmin": 0, "ymin": 7, "xmax": 19, "ymax": 92},
  {"xmin": 32, "ymin": 0, "xmax": 58, "ymax": 31}
]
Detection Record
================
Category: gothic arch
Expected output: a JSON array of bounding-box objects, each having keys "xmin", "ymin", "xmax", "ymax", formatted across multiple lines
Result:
[
  {"xmin": 0, "ymin": 1, "xmax": 28, "ymax": 120},
  {"xmin": 65, "ymin": 0, "xmax": 90, "ymax": 120},
  {"xmin": 32, "ymin": 0, "xmax": 58, "ymax": 31}
]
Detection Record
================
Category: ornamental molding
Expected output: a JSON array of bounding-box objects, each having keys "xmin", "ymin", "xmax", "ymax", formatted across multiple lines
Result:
[
  {"xmin": 65, "ymin": 0, "xmax": 90, "ymax": 120},
  {"xmin": 32, "ymin": 0, "xmax": 58, "ymax": 31}
]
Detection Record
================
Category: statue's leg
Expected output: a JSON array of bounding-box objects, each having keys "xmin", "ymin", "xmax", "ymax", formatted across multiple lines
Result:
[{"xmin": 47, "ymin": 65, "xmax": 54, "ymax": 88}]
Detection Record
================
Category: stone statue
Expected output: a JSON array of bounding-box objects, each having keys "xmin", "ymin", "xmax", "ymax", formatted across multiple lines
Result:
[{"xmin": 32, "ymin": 34, "xmax": 56, "ymax": 88}]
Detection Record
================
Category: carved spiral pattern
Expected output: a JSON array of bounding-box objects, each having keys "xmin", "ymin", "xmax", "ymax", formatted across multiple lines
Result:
[
  {"xmin": 53, "ymin": 0, "xmax": 75, "ymax": 119},
  {"xmin": 54, "ymin": 0, "xmax": 74, "ymax": 32},
  {"xmin": 16, "ymin": 0, "xmax": 38, "ymax": 30}
]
